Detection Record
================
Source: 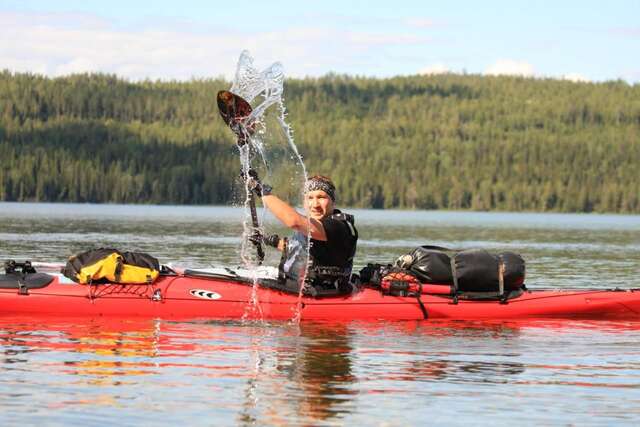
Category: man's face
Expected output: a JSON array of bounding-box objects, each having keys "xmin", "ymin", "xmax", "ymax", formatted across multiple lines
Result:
[{"xmin": 305, "ymin": 190, "xmax": 334, "ymax": 220}]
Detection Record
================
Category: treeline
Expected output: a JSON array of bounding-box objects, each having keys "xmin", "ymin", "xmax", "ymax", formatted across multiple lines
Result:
[{"xmin": 1, "ymin": 70, "xmax": 639, "ymax": 212}]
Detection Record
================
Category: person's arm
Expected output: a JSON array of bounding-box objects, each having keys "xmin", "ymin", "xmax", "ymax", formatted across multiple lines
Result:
[{"xmin": 262, "ymin": 194, "xmax": 328, "ymax": 241}]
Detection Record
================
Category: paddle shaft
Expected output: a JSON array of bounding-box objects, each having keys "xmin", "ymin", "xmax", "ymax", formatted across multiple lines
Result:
[
  {"xmin": 217, "ymin": 90, "xmax": 265, "ymax": 264},
  {"xmin": 247, "ymin": 190, "xmax": 265, "ymax": 263},
  {"xmin": 236, "ymin": 126, "xmax": 264, "ymax": 264}
]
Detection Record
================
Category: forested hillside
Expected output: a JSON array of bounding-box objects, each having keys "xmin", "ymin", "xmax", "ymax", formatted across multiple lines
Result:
[{"xmin": 1, "ymin": 71, "xmax": 638, "ymax": 212}]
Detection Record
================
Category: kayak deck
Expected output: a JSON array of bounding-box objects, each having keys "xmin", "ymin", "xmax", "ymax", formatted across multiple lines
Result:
[{"xmin": 1, "ymin": 272, "xmax": 640, "ymax": 321}]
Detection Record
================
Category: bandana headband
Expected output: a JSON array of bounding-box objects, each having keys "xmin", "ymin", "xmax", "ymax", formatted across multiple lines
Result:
[{"xmin": 304, "ymin": 178, "xmax": 336, "ymax": 202}]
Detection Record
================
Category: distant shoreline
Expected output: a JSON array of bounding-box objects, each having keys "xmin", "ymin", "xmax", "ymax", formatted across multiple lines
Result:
[{"xmin": 2, "ymin": 72, "xmax": 638, "ymax": 214}]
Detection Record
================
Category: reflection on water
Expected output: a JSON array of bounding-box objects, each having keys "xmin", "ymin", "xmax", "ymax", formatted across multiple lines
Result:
[
  {"xmin": 2, "ymin": 318, "xmax": 640, "ymax": 425},
  {"xmin": 1, "ymin": 203, "xmax": 640, "ymax": 425},
  {"xmin": 282, "ymin": 324, "xmax": 356, "ymax": 422}
]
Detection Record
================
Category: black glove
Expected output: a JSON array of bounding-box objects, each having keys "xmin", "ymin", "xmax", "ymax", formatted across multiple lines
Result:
[
  {"xmin": 263, "ymin": 233, "xmax": 280, "ymax": 248},
  {"xmin": 248, "ymin": 231, "xmax": 280, "ymax": 248}
]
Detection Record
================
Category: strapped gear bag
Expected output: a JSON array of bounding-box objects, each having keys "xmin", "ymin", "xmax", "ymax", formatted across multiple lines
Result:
[
  {"xmin": 396, "ymin": 245, "xmax": 453, "ymax": 284},
  {"xmin": 390, "ymin": 245, "xmax": 526, "ymax": 297},
  {"xmin": 62, "ymin": 248, "xmax": 160, "ymax": 285}
]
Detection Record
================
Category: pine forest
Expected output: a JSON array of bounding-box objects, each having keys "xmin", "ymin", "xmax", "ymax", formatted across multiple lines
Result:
[{"xmin": 1, "ymin": 71, "xmax": 638, "ymax": 213}]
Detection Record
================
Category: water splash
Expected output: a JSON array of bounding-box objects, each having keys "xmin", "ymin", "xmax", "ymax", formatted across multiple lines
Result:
[
  {"xmin": 229, "ymin": 51, "xmax": 310, "ymax": 320},
  {"xmin": 231, "ymin": 51, "xmax": 284, "ymax": 121}
]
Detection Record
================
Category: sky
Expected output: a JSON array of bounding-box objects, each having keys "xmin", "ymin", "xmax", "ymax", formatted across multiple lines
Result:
[{"xmin": 1, "ymin": 0, "xmax": 639, "ymax": 83}]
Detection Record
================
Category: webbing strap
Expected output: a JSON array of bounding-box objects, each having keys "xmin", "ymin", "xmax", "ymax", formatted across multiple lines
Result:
[
  {"xmin": 498, "ymin": 260, "xmax": 507, "ymax": 304},
  {"xmin": 17, "ymin": 278, "xmax": 28, "ymax": 295},
  {"xmin": 449, "ymin": 258, "xmax": 459, "ymax": 304},
  {"xmin": 498, "ymin": 260, "xmax": 504, "ymax": 295},
  {"xmin": 114, "ymin": 256, "xmax": 123, "ymax": 283},
  {"xmin": 277, "ymin": 237, "xmax": 289, "ymax": 284}
]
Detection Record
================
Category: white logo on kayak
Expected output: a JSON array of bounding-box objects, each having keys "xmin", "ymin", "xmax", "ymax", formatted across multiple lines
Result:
[{"xmin": 190, "ymin": 289, "xmax": 222, "ymax": 300}]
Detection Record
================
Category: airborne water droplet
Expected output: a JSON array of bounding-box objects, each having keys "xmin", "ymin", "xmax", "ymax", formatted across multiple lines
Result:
[{"xmin": 228, "ymin": 51, "xmax": 310, "ymax": 321}]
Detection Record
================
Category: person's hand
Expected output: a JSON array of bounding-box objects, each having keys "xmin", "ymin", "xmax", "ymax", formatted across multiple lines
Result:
[
  {"xmin": 248, "ymin": 230, "xmax": 262, "ymax": 246},
  {"xmin": 241, "ymin": 169, "xmax": 272, "ymax": 197},
  {"xmin": 241, "ymin": 168, "xmax": 262, "ymax": 197},
  {"xmin": 248, "ymin": 231, "xmax": 280, "ymax": 248},
  {"xmin": 262, "ymin": 233, "xmax": 280, "ymax": 248}
]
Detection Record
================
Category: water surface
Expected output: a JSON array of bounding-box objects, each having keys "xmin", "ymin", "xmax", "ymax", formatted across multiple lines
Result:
[{"xmin": 1, "ymin": 203, "xmax": 640, "ymax": 426}]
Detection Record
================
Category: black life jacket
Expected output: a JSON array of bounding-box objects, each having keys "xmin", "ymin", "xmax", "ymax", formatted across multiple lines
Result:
[{"xmin": 279, "ymin": 210, "xmax": 358, "ymax": 296}]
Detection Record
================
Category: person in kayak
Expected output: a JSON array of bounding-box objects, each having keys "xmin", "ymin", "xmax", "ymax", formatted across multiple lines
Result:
[{"xmin": 246, "ymin": 172, "xmax": 358, "ymax": 296}]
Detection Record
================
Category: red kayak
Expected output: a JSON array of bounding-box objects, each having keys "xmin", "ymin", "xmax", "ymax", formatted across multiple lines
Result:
[{"xmin": 1, "ymin": 267, "xmax": 639, "ymax": 321}]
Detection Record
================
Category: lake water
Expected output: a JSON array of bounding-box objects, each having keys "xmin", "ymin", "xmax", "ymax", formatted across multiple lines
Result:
[{"xmin": 1, "ymin": 203, "xmax": 640, "ymax": 426}]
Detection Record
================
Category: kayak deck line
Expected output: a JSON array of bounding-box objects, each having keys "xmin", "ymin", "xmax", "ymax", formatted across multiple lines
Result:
[{"xmin": 2, "ymin": 270, "xmax": 640, "ymax": 321}]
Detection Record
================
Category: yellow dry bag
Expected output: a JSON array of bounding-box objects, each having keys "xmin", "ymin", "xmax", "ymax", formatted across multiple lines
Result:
[{"xmin": 62, "ymin": 248, "xmax": 160, "ymax": 284}]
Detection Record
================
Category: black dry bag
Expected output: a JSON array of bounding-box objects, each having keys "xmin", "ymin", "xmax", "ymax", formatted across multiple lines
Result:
[
  {"xmin": 396, "ymin": 246, "xmax": 453, "ymax": 284},
  {"xmin": 453, "ymin": 249, "xmax": 525, "ymax": 292}
]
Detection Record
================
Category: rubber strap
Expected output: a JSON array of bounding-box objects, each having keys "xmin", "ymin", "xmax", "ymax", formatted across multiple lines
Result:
[
  {"xmin": 420, "ymin": 245, "xmax": 464, "ymax": 253},
  {"xmin": 416, "ymin": 284, "xmax": 428, "ymax": 319}
]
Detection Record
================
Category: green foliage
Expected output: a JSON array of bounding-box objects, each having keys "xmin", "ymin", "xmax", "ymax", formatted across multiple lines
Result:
[{"xmin": 1, "ymin": 70, "xmax": 638, "ymax": 213}]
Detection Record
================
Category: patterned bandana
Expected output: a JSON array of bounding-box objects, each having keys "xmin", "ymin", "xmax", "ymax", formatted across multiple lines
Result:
[{"xmin": 304, "ymin": 177, "xmax": 336, "ymax": 202}]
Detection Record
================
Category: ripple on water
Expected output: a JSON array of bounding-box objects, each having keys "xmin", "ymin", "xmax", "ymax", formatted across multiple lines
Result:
[{"xmin": 1, "ymin": 206, "xmax": 640, "ymax": 425}]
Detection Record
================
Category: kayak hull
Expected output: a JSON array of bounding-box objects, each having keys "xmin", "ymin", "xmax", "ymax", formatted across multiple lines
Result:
[{"xmin": 2, "ymin": 274, "xmax": 640, "ymax": 321}]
